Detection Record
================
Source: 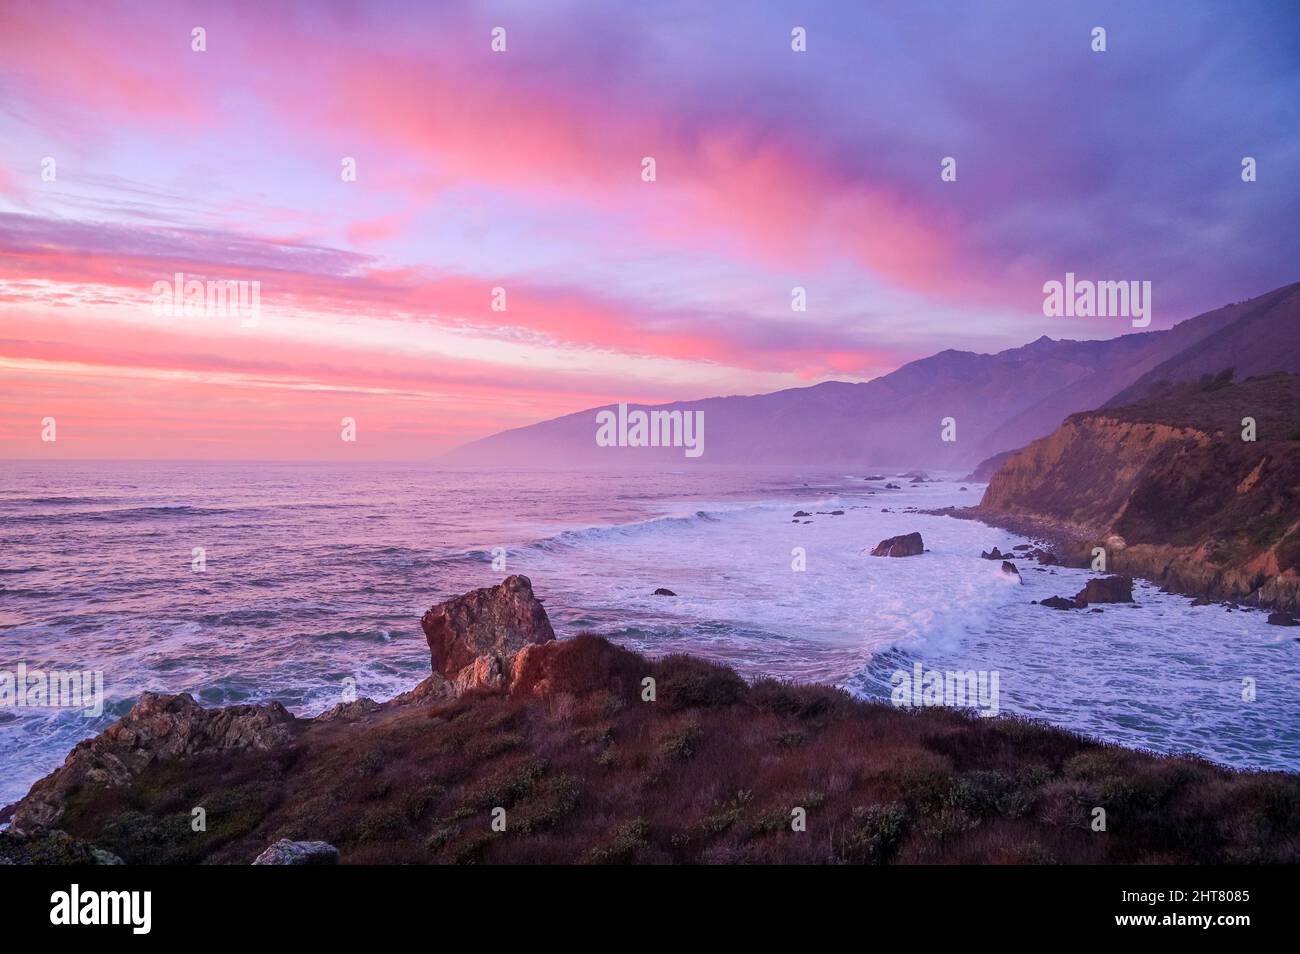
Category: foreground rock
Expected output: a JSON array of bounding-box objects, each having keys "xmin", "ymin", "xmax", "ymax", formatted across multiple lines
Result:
[
  {"xmin": 10, "ymin": 692, "xmax": 296, "ymax": 835},
  {"xmin": 252, "ymin": 839, "xmax": 339, "ymax": 865},
  {"xmin": 997, "ymin": 561, "xmax": 1022, "ymax": 584},
  {"xmin": 421, "ymin": 574, "xmax": 556, "ymax": 693},
  {"xmin": 1267, "ymin": 612, "xmax": 1299, "ymax": 626},
  {"xmin": 869, "ymin": 532, "xmax": 924, "ymax": 557}
]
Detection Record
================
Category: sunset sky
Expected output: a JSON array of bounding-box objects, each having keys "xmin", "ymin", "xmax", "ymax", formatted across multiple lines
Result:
[{"xmin": 2, "ymin": 0, "xmax": 1298, "ymax": 458}]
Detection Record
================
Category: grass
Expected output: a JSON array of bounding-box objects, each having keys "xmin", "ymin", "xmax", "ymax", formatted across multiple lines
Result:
[{"xmin": 37, "ymin": 634, "xmax": 1300, "ymax": 865}]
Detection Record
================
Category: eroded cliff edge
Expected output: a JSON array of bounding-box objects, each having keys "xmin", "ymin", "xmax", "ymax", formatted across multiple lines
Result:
[{"xmin": 977, "ymin": 373, "xmax": 1300, "ymax": 612}]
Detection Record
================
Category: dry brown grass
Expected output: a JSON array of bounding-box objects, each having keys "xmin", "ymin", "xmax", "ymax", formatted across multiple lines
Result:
[{"xmin": 49, "ymin": 635, "xmax": 1300, "ymax": 865}]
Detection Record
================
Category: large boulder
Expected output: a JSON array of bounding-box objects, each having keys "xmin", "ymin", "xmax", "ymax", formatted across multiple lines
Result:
[
  {"xmin": 869, "ymin": 532, "xmax": 924, "ymax": 557},
  {"xmin": 421, "ymin": 575, "xmax": 556, "ymax": 692},
  {"xmin": 11, "ymin": 693, "xmax": 296, "ymax": 834},
  {"xmin": 1074, "ymin": 576, "xmax": 1134, "ymax": 606},
  {"xmin": 998, "ymin": 561, "xmax": 1023, "ymax": 584}
]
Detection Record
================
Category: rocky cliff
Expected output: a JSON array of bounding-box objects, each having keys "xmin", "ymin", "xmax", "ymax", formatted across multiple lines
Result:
[{"xmin": 978, "ymin": 373, "xmax": 1300, "ymax": 611}]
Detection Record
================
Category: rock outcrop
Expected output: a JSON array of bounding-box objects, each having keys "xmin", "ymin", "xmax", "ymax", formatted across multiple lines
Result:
[
  {"xmin": 252, "ymin": 839, "xmax": 339, "ymax": 865},
  {"xmin": 1074, "ymin": 576, "xmax": 1134, "ymax": 606},
  {"xmin": 421, "ymin": 575, "xmax": 556, "ymax": 693},
  {"xmin": 869, "ymin": 532, "xmax": 924, "ymax": 557},
  {"xmin": 998, "ymin": 561, "xmax": 1023, "ymax": 584},
  {"xmin": 10, "ymin": 692, "xmax": 296, "ymax": 834}
]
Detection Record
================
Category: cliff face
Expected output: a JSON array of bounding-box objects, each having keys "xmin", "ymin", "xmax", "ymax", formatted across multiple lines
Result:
[{"xmin": 979, "ymin": 374, "xmax": 1300, "ymax": 610}]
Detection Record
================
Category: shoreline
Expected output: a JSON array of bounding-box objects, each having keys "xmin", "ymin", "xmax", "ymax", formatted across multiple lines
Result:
[{"xmin": 5, "ymin": 624, "xmax": 1298, "ymax": 865}]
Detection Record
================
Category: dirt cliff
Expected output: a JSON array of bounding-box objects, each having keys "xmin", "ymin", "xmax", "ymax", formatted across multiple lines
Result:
[{"xmin": 978, "ymin": 373, "xmax": 1300, "ymax": 610}]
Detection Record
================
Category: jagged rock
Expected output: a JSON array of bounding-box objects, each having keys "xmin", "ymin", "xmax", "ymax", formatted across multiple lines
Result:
[
  {"xmin": 1267, "ymin": 612, "xmax": 1299, "ymax": 626},
  {"xmin": 981, "ymin": 547, "xmax": 1009, "ymax": 560},
  {"xmin": 10, "ymin": 693, "xmax": 296, "ymax": 833},
  {"xmin": 1041, "ymin": 596, "xmax": 1078, "ymax": 610},
  {"xmin": 453, "ymin": 654, "xmax": 508, "ymax": 693},
  {"xmin": 314, "ymin": 697, "xmax": 382, "ymax": 722},
  {"xmin": 653, "ymin": 588, "xmax": 677, "ymax": 596},
  {"xmin": 869, "ymin": 532, "xmax": 924, "ymax": 557},
  {"xmin": 389, "ymin": 673, "xmax": 453, "ymax": 706},
  {"xmin": 252, "ymin": 839, "xmax": 339, "ymax": 865},
  {"xmin": 998, "ymin": 561, "xmax": 1023, "ymax": 584},
  {"xmin": 421, "ymin": 574, "xmax": 556, "ymax": 693},
  {"xmin": 1074, "ymin": 576, "xmax": 1134, "ymax": 606}
]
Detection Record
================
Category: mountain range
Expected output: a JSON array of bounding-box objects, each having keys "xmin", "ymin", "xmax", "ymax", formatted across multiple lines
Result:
[{"xmin": 447, "ymin": 281, "xmax": 1300, "ymax": 469}]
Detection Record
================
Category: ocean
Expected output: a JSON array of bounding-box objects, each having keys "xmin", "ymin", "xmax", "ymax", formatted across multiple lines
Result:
[{"xmin": 1, "ymin": 460, "xmax": 1297, "ymax": 807}]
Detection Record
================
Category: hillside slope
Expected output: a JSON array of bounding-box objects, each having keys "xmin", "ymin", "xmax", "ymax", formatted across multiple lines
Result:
[
  {"xmin": 1105, "ymin": 281, "xmax": 1300, "ymax": 408},
  {"xmin": 978, "ymin": 374, "xmax": 1300, "ymax": 610}
]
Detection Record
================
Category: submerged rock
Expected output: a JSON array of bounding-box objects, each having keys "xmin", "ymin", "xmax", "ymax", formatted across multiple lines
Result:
[
  {"xmin": 1041, "ymin": 596, "xmax": 1078, "ymax": 610},
  {"xmin": 869, "ymin": 532, "xmax": 924, "ymax": 558},
  {"xmin": 1267, "ymin": 612, "xmax": 1299, "ymax": 626},
  {"xmin": 252, "ymin": 839, "xmax": 339, "ymax": 865},
  {"xmin": 653, "ymin": 587, "xmax": 677, "ymax": 596}
]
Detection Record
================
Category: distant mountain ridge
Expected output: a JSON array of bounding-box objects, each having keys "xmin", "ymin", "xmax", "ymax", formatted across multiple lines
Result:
[{"xmin": 447, "ymin": 281, "xmax": 1300, "ymax": 469}]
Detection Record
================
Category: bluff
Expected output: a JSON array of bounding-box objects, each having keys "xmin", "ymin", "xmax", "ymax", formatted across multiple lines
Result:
[{"xmin": 978, "ymin": 373, "xmax": 1300, "ymax": 610}]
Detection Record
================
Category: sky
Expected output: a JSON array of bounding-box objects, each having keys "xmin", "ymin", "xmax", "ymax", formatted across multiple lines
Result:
[{"xmin": 1, "ymin": 0, "xmax": 1298, "ymax": 459}]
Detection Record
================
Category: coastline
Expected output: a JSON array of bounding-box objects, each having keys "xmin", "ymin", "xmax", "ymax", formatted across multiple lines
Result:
[{"xmin": 5, "ymin": 624, "xmax": 1298, "ymax": 865}]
